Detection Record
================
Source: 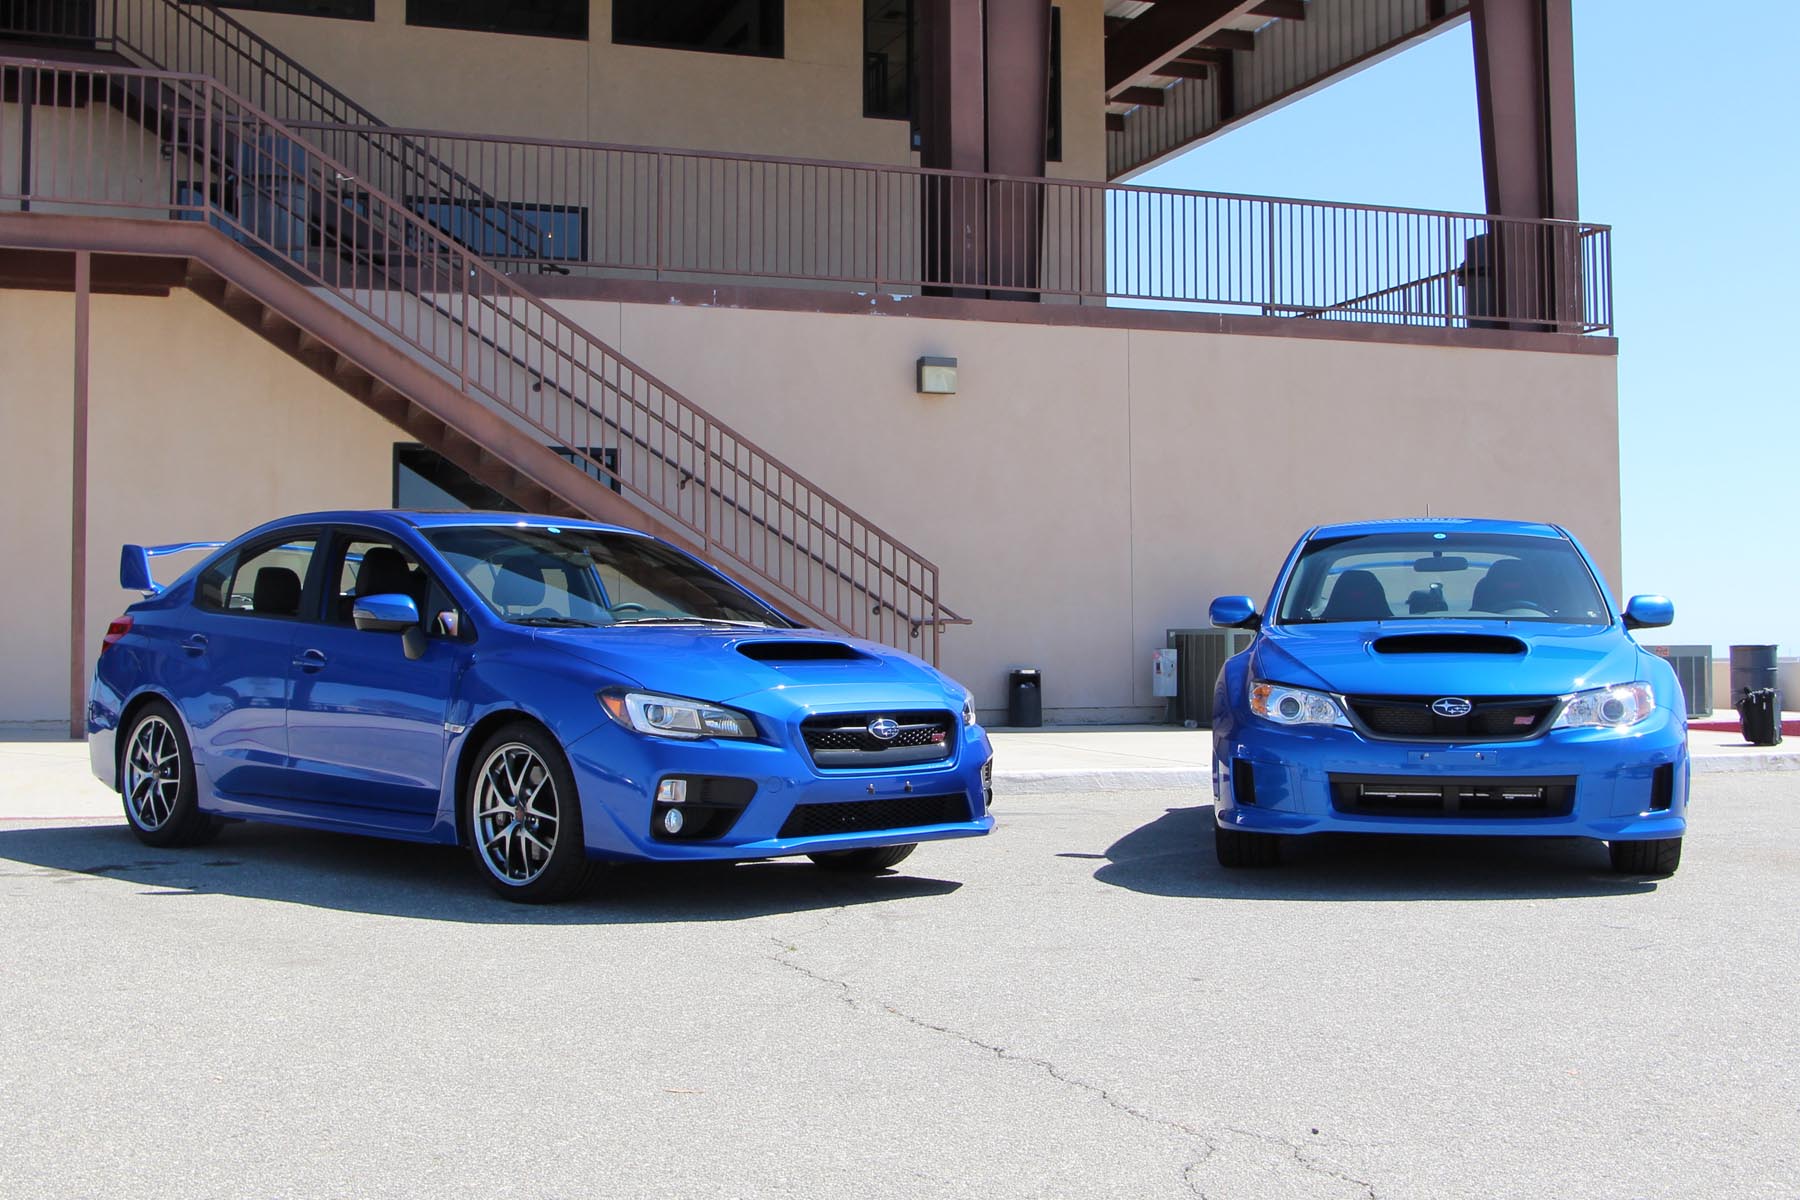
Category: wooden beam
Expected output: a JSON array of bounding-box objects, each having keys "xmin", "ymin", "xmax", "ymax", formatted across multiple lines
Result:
[
  {"xmin": 1199, "ymin": 30, "xmax": 1255, "ymax": 52},
  {"xmin": 1157, "ymin": 60, "xmax": 1211, "ymax": 79},
  {"xmin": 1105, "ymin": 0, "xmax": 1260, "ymax": 95},
  {"xmin": 1250, "ymin": 0, "xmax": 1306, "ymax": 19},
  {"xmin": 1105, "ymin": 113, "xmax": 1125, "ymax": 132},
  {"xmin": 1116, "ymin": 86, "xmax": 1168, "ymax": 107}
]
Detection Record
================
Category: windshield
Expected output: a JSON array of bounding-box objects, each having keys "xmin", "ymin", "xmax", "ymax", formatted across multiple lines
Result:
[
  {"xmin": 423, "ymin": 526, "xmax": 791, "ymax": 628},
  {"xmin": 1276, "ymin": 532, "xmax": 1610, "ymax": 626}
]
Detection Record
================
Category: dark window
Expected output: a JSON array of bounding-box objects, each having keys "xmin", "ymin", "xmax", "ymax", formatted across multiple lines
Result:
[
  {"xmin": 1045, "ymin": 6, "xmax": 1063, "ymax": 163},
  {"xmin": 614, "ymin": 0, "xmax": 783, "ymax": 58},
  {"xmin": 407, "ymin": 199, "xmax": 586, "ymax": 264},
  {"xmin": 202, "ymin": 0, "xmax": 374, "ymax": 19},
  {"xmin": 393, "ymin": 445, "xmax": 619, "ymax": 510},
  {"xmin": 197, "ymin": 537, "xmax": 319, "ymax": 618},
  {"xmin": 406, "ymin": 0, "xmax": 587, "ymax": 40},
  {"xmin": 863, "ymin": 0, "xmax": 912, "ymax": 120},
  {"xmin": 1, "ymin": 1, "xmax": 99, "ymax": 40}
]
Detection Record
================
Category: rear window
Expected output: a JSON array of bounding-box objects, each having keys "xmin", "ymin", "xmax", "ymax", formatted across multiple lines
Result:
[{"xmin": 1277, "ymin": 532, "xmax": 1610, "ymax": 626}]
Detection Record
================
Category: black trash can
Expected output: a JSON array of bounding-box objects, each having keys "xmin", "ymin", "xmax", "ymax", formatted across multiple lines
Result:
[
  {"xmin": 1007, "ymin": 669, "xmax": 1042, "ymax": 728},
  {"xmin": 1729, "ymin": 645, "xmax": 1779, "ymax": 703},
  {"xmin": 1737, "ymin": 688, "xmax": 1784, "ymax": 747}
]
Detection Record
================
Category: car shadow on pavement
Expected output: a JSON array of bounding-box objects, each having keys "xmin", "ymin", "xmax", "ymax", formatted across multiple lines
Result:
[
  {"xmin": 1085, "ymin": 804, "xmax": 1662, "ymax": 900},
  {"xmin": 0, "ymin": 822, "xmax": 961, "ymax": 924}
]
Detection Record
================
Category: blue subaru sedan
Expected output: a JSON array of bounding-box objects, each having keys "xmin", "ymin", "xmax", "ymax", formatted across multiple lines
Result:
[
  {"xmin": 1208, "ymin": 519, "xmax": 1687, "ymax": 876},
  {"xmin": 89, "ymin": 511, "xmax": 993, "ymax": 902}
]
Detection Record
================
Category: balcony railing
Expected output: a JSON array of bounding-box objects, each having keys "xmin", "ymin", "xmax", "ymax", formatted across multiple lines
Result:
[{"xmin": 291, "ymin": 123, "xmax": 1614, "ymax": 336}]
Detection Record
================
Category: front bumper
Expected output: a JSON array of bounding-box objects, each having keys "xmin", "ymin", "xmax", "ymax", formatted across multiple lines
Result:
[
  {"xmin": 562, "ymin": 719, "xmax": 995, "ymax": 862},
  {"xmin": 1214, "ymin": 707, "xmax": 1689, "ymax": 842}
]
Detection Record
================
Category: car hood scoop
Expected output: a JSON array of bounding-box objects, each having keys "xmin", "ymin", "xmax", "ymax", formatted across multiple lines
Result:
[
  {"xmin": 1371, "ymin": 634, "xmax": 1527, "ymax": 656},
  {"xmin": 736, "ymin": 640, "xmax": 871, "ymax": 663}
]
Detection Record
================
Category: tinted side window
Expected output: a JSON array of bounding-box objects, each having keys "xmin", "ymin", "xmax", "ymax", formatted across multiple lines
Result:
[
  {"xmin": 334, "ymin": 533, "xmax": 465, "ymax": 638},
  {"xmin": 200, "ymin": 538, "xmax": 317, "ymax": 618}
]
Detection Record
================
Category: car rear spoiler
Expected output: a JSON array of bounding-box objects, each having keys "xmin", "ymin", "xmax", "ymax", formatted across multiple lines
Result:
[{"xmin": 119, "ymin": 542, "xmax": 225, "ymax": 596}]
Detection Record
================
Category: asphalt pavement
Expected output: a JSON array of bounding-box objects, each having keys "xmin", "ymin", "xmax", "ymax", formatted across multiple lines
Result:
[{"xmin": 2, "ymin": 758, "xmax": 1796, "ymax": 1199}]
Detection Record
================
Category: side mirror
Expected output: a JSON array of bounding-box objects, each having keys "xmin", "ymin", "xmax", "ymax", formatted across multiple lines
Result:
[
  {"xmin": 1622, "ymin": 594, "xmax": 1673, "ymax": 630},
  {"xmin": 1210, "ymin": 595, "xmax": 1261, "ymax": 630},
  {"xmin": 353, "ymin": 593, "xmax": 420, "ymax": 633}
]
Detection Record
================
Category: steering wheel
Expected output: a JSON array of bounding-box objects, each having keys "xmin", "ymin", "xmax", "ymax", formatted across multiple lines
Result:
[
  {"xmin": 1495, "ymin": 601, "xmax": 1548, "ymax": 615},
  {"xmin": 609, "ymin": 602, "xmax": 650, "ymax": 616}
]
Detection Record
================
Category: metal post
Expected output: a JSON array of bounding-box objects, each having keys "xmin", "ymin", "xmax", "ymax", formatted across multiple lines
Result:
[
  {"xmin": 69, "ymin": 251, "xmax": 92, "ymax": 740},
  {"xmin": 18, "ymin": 66, "xmax": 33, "ymax": 212}
]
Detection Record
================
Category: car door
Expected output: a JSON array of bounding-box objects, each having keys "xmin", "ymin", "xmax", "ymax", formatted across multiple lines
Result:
[
  {"xmin": 175, "ymin": 531, "xmax": 322, "ymax": 802},
  {"xmin": 282, "ymin": 527, "xmax": 467, "ymax": 819}
]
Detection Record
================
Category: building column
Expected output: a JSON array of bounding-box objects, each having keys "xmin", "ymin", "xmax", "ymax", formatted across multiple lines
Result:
[
  {"xmin": 1468, "ymin": 0, "xmax": 1583, "ymax": 330},
  {"xmin": 984, "ymin": 0, "xmax": 1050, "ymax": 299},
  {"xmin": 916, "ymin": 0, "xmax": 1051, "ymax": 299},
  {"xmin": 69, "ymin": 251, "xmax": 90, "ymax": 739}
]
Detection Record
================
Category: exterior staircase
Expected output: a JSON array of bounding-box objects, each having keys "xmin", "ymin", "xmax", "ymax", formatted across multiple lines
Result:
[{"xmin": 0, "ymin": 35, "xmax": 962, "ymax": 661}]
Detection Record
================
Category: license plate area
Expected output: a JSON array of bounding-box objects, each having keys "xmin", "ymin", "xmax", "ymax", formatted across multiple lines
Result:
[{"xmin": 1329, "ymin": 774, "xmax": 1577, "ymax": 818}]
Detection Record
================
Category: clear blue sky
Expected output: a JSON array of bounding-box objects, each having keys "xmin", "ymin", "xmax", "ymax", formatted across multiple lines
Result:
[{"xmin": 1137, "ymin": 0, "xmax": 1800, "ymax": 656}]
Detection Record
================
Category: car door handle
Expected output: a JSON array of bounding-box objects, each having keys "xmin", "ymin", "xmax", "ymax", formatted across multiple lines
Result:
[
  {"xmin": 181, "ymin": 634, "xmax": 208, "ymax": 655},
  {"xmin": 293, "ymin": 648, "xmax": 328, "ymax": 672}
]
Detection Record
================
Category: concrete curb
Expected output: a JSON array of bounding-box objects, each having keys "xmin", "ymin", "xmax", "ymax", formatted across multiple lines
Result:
[{"xmin": 993, "ymin": 749, "xmax": 1800, "ymax": 795}]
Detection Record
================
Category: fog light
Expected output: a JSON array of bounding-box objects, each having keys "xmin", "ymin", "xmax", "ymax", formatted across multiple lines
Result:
[
  {"xmin": 656, "ymin": 778, "xmax": 688, "ymax": 805},
  {"xmin": 661, "ymin": 807, "xmax": 685, "ymax": 834}
]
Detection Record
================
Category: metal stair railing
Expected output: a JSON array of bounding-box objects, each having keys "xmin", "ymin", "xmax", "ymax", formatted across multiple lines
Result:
[{"xmin": 0, "ymin": 57, "xmax": 963, "ymax": 662}]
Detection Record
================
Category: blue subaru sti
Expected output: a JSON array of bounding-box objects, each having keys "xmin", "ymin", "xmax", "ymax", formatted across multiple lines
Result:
[
  {"xmin": 1208, "ymin": 519, "xmax": 1687, "ymax": 876},
  {"xmin": 89, "ymin": 511, "xmax": 993, "ymax": 902}
]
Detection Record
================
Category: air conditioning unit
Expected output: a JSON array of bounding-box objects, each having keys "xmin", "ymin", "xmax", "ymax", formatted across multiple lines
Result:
[
  {"xmin": 1164, "ymin": 628, "xmax": 1256, "ymax": 727},
  {"xmin": 1646, "ymin": 644, "xmax": 1712, "ymax": 719}
]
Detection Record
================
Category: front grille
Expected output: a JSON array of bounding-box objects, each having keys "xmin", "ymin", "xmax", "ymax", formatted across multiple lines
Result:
[
  {"xmin": 1345, "ymin": 695, "xmax": 1560, "ymax": 742},
  {"xmin": 1330, "ymin": 775, "xmax": 1576, "ymax": 818},
  {"xmin": 801, "ymin": 710, "xmax": 955, "ymax": 768},
  {"xmin": 778, "ymin": 793, "xmax": 971, "ymax": 839}
]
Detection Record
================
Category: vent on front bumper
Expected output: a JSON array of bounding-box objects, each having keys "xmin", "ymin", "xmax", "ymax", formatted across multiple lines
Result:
[
  {"xmin": 1345, "ymin": 695, "xmax": 1561, "ymax": 742},
  {"xmin": 778, "ymin": 793, "xmax": 972, "ymax": 839},
  {"xmin": 1329, "ymin": 775, "xmax": 1576, "ymax": 818},
  {"xmin": 801, "ymin": 711, "xmax": 955, "ymax": 768}
]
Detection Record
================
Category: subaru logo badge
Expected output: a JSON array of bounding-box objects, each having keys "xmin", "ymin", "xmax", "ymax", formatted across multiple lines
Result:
[
  {"xmin": 1431, "ymin": 697, "xmax": 1473, "ymax": 718},
  {"xmin": 867, "ymin": 718, "xmax": 901, "ymax": 742}
]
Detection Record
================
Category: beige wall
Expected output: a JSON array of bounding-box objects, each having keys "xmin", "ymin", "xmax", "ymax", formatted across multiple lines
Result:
[
  {"xmin": 554, "ymin": 296, "xmax": 1622, "ymax": 720},
  {"xmin": 0, "ymin": 281, "xmax": 1619, "ymax": 726},
  {"xmin": 216, "ymin": 0, "xmax": 1108, "ymax": 181},
  {"xmin": 0, "ymin": 288, "xmax": 400, "ymax": 726}
]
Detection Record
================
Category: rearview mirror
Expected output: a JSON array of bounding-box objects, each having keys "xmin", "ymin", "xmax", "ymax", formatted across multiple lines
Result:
[
  {"xmin": 1413, "ymin": 554, "xmax": 1468, "ymax": 573},
  {"xmin": 1210, "ymin": 595, "xmax": 1261, "ymax": 630},
  {"xmin": 1622, "ymin": 594, "xmax": 1674, "ymax": 630}
]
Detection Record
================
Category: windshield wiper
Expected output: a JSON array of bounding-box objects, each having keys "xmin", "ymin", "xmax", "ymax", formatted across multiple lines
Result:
[
  {"xmin": 513, "ymin": 616, "xmax": 605, "ymax": 628},
  {"xmin": 609, "ymin": 616, "xmax": 774, "ymax": 628}
]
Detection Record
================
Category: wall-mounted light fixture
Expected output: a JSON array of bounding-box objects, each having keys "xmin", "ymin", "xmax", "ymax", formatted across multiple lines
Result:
[{"xmin": 916, "ymin": 356, "xmax": 958, "ymax": 395}]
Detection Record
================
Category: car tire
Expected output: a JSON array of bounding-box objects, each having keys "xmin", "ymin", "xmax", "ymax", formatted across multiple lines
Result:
[
  {"xmin": 807, "ymin": 843, "xmax": 917, "ymax": 873},
  {"xmin": 465, "ymin": 722, "xmax": 592, "ymax": 903},
  {"xmin": 1608, "ymin": 837, "xmax": 1681, "ymax": 877},
  {"xmin": 1214, "ymin": 821, "xmax": 1280, "ymax": 868},
  {"xmin": 119, "ymin": 700, "xmax": 218, "ymax": 848}
]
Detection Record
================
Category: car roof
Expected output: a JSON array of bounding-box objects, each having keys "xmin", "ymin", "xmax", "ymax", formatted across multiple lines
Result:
[
  {"xmin": 267, "ymin": 510, "xmax": 649, "ymax": 536},
  {"xmin": 1307, "ymin": 517, "xmax": 1568, "ymax": 540}
]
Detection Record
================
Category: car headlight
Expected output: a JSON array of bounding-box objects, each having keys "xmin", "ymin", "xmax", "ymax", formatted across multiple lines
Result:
[
  {"xmin": 961, "ymin": 693, "xmax": 978, "ymax": 728},
  {"xmin": 599, "ymin": 690, "xmax": 759, "ymax": 740},
  {"xmin": 1249, "ymin": 679, "xmax": 1349, "ymax": 728},
  {"xmin": 1552, "ymin": 682, "xmax": 1655, "ymax": 730}
]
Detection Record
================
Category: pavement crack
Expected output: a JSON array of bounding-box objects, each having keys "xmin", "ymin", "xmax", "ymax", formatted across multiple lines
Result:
[
  {"xmin": 768, "ymin": 935, "xmax": 1380, "ymax": 1199},
  {"xmin": 767, "ymin": 933, "xmax": 1217, "ymax": 1193}
]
